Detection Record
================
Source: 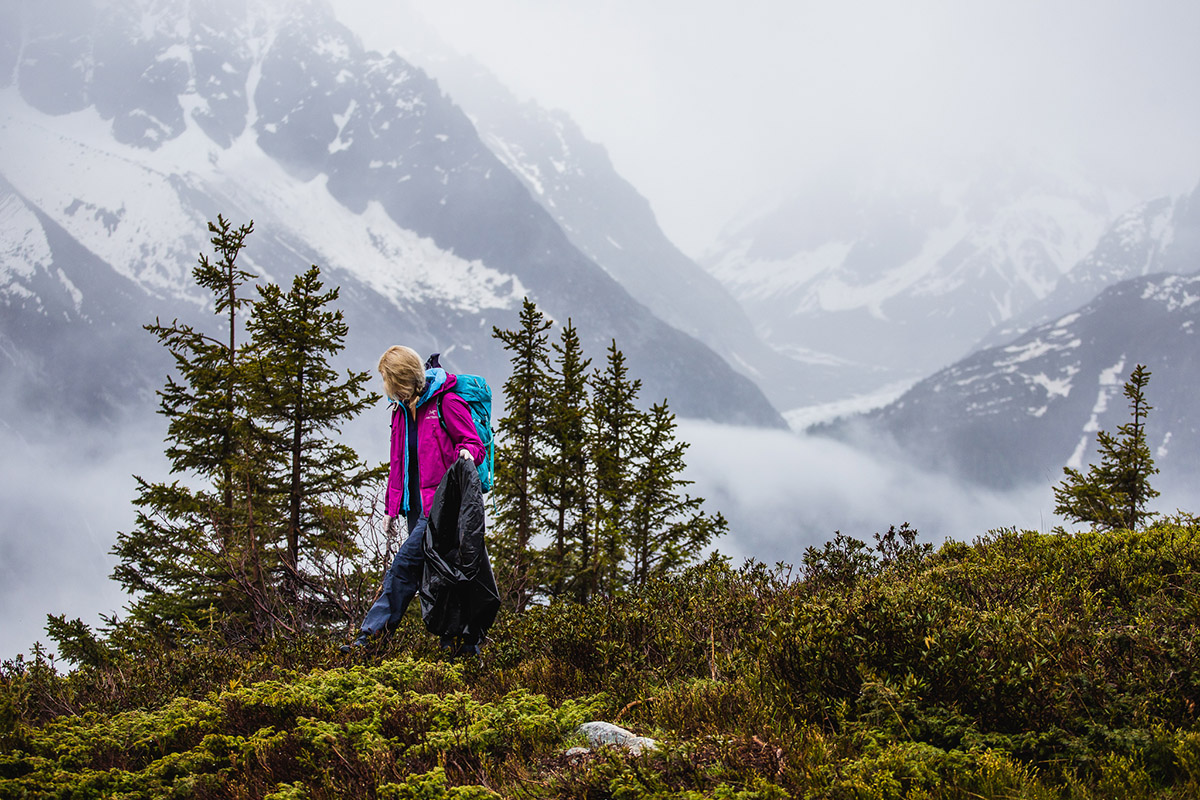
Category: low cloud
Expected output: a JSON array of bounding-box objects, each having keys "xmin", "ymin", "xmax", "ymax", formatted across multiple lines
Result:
[
  {"xmin": 4, "ymin": 414, "xmax": 1195, "ymax": 662},
  {"xmin": 0, "ymin": 422, "xmax": 166, "ymax": 662},
  {"xmin": 679, "ymin": 420, "xmax": 1057, "ymax": 566}
]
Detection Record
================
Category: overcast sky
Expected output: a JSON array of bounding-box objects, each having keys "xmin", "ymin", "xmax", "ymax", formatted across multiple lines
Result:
[{"xmin": 334, "ymin": 0, "xmax": 1200, "ymax": 257}]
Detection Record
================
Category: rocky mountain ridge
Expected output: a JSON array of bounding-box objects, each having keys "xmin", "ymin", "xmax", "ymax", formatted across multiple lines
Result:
[
  {"xmin": 702, "ymin": 161, "xmax": 1119, "ymax": 401},
  {"xmin": 831, "ymin": 271, "xmax": 1200, "ymax": 489},
  {"xmin": 977, "ymin": 182, "xmax": 1200, "ymax": 350},
  {"xmin": 0, "ymin": 0, "xmax": 785, "ymax": 429},
  {"xmin": 413, "ymin": 52, "xmax": 823, "ymax": 408}
]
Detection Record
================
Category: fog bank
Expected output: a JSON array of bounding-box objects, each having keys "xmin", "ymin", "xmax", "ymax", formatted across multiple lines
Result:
[
  {"xmin": 678, "ymin": 420, "xmax": 1056, "ymax": 565},
  {"xmin": 6, "ymin": 415, "xmax": 1196, "ymax": 662},
  {"xmin": 0, "ymin": 423, "xmax": 163, "ymax": 664}
]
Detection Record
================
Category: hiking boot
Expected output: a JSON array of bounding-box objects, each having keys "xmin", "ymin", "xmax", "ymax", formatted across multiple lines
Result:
[
  {"xmin": 440, "ymin": 638, "xmax": 482, "ymax": 661},
  {"xmin": 339, "ymin": 632, "xmax": 371, "ymax": 653}
]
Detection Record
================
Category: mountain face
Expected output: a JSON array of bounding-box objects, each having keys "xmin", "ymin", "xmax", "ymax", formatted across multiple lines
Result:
[
  {"xmin": 977, "ymin": 182, "xmax": 1200, "ymax": 350},
  {"xmin": 0, "ymin": 177, "xmax": 160, "ymax": 420},
  {"xmin": 702, "ymin": 161, "xmax": 1114, "ymax": 403},
  {"xmin": 0, "ymin": 0, "xmax": 784, "ymax": 430},
  {"xmin": 833, "ymin": 272, "xmax": 1200, "ymax": 489},
  {"xmin": 405, "ymin": 52, "xmax": 826, "ymax": 410}
]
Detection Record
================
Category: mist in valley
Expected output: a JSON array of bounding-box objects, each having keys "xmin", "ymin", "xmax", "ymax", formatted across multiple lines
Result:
[{"xmin": 0, "ymin": 407, "xmax": 1115, "ymax": 663}]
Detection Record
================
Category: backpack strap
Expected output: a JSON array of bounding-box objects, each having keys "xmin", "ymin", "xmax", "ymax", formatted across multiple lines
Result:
[{"xmin": 435, "ymin": 393, "xmax": 449, "ymax": 434}]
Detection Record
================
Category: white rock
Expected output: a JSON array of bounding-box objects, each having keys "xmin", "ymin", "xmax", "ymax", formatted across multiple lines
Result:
[{"xmin": 575, "ymin": 721, "xmax": 657, "ymax": 756}]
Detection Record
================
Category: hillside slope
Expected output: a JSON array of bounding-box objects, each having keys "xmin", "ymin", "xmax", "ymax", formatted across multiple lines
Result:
[
  {"xmin": 840, "ymin": 272, "xmax": 1200, "ymax": 488},
  {"xmin": 5, "ymin": 526, "xmax": 1200, "ymax": 797},
  {"xmin": 0, "ymin": 0, "xmax": 784, "ymax": 429}
]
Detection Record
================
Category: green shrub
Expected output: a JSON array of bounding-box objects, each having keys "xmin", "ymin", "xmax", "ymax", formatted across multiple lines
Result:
[{"xmin": 7, "ymin": 526, "xmax": 1200, "ymax": 797}]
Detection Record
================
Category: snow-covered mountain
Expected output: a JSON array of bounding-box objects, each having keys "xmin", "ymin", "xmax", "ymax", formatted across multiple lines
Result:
[
  {"xmin": 828, "ymin": 272, "xmax": 1200, "ymax": 489},
  {"xmin": 0, "ymin": 0, "xmax": 785, "ymax": 430},
  {"xmin": 977, "ymin": 181, "xmax": 1200, "ymax": 350},
  {"xmin": 702, "ymin": 159, "xmax": 1116, "ymax": 402},
  {"xmin": 403, "ymin": 53, "xmax": 826, "ymax": 409},
  {"xmin": 812, "ymin": 178, "xmax": 1200, "ymax": 490}
]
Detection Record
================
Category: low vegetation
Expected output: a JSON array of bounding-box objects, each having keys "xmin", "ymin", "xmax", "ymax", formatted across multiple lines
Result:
[{"xmin": 6, "ymin": 522, "xmax": 1200, "ymax": 798}]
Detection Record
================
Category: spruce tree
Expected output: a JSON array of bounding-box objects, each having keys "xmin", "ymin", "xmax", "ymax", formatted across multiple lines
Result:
[
  {"xmin": 491, "ymin": 297, "xmax": 553, "ymax": 611},
  {"xmin": 484, "ymin": 312, "xmax": 732, "ymax": 607},
  {"xmin": 626, "ymin": 400, "xmax": 728, "ymax": 586},
  {"xmin": 109, "ymin": 219, "xmax": 383, "ymax": 641},
  {"xmin": 535, "ymin": 319, "xmax": 592, "ymax": 599},
  {"xmin": 111, "ymin": 216, "xmax": 271, "ymax": 634},
  {"xmin": 245, "ymin": 265, "xmax": 384, "ymax": 622},
  {"xmin": 586, "ymin": 340, "xmax": 643, "ymax": 599},
  {"xmin": 1054, "ymin": 364, "xmax": 1160, "ymax": 531}
]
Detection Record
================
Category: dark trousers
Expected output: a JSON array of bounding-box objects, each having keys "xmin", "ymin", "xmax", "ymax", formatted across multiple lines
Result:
[
  {"xmin": 359, "ymin": 517, "xmax": 481, "ymax": 655},
  {"xmin": 361, "ymin": 517, "xmax": 428, "ymax": 636}
]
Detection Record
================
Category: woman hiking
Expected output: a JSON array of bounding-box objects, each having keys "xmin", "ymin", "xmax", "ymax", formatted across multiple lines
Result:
[{"xmin": 341, "ymin": 346, "xmax": 485, "ymax": 653}]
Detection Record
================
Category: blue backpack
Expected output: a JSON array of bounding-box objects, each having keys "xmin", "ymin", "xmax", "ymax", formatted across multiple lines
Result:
[{"xmin": 427, "ymin": 354, "xmax": 495, "ymax": 493}]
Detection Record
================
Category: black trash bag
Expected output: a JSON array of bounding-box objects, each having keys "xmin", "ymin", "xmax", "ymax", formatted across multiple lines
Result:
[{"xmin": 419, "ymin": 457, "xmax": 500, "ymax": 640}]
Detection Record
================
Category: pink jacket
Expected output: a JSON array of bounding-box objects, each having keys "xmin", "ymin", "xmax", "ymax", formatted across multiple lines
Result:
[{"xmin": 385, "ymin": 373, "xmax": 485, "ymax": 519}]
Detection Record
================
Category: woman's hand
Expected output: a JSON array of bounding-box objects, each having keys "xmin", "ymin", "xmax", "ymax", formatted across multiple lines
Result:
[{"xmin": 459, "ymin": 448, "xmax": 474, "ymax": 462}]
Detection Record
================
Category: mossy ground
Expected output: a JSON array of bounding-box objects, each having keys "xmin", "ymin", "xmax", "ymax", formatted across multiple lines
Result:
[{"xmin": 5, "ymin": 525, "xmax": 1200, "ymax": 798}]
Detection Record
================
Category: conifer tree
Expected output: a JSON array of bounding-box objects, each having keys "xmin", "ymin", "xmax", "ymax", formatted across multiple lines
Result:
[
  {"xmin": 491, "ymin": 297, "xmax": 553, "ymax": 611},
  {"xmin": 111, "ymin": 216, "xmax": 270, "ymax": 634},
  {"xmin": 485, "ymin": 310, "xmax": 730, "ymax": 606},
  {"xmin": 1054, "ymin": 364, "xmax": 1160, "ymax": 531},
  {"xmin": 110, "ymin": 219, "xmax": 382, "ymax": 640},
  {"xmin": 535, "ymin": 319, "xmax": 592, "ymax": 599},
  {"xmin": 626, "ymin": 400, "xmax": 728, "ymax": 586},
  {"xmin": 245, "ymin": 265, "xmax": 384, "ymax": 620},
  {"xmin": 586, "ymin": 340, "xmax": 643, "ymax": 599}
]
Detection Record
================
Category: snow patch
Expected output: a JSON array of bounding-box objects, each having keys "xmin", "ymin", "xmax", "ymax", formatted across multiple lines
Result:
[
  {"xmin": 1066, "ymin": 435, "xmax": 1090, "ymax": 471},
  {"xmin": 485, "ymin": 134, "xmax": 544, "ymax": 196},
  {"xmin": 0, "ymin": 193, "xmax": 51, "ymax": 283},
  {"xmin": 1027, "ymin": 368, "xmax": 1075, "ymax": 399},
  {"xmin": 328, "ymin": 98, "xmax": 357, "ymax": 153},
  {"xmin": 156, "ymin": 43, "xmax": 193, "ymax": 66},
  {"xmin": 1066, "ymin": 359, "xmax": 1127, "ymax": 470},
  {"xmin": 994, "ymin": 333, "xmax": 1079, "ymax": 369},
  {"xmin": 55, "ymin": 268, "xmax": 83, "ymax": 312},
  {"xmin": 1142, "ymin": 275, "xmax": 1200, "ymax": 312},
  {"xmin": 314, "ymin": 35, "xmax": 351, "ymax": 62},
  {"xmin": 783, "ymin": 379, "xmax": 917, "ymax": 432}
]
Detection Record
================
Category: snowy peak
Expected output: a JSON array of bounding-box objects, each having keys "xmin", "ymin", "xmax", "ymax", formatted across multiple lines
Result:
[
  {"xmin": 1, "ymin": 0, "xmax": 786, "ymax": 428},
  {"xmin": 978, "ymin": 180, "xmax": 1200, "ymax": 350},
  {"xmin": 1, "ymin": 0, "xmax": 526, "ymax": 312},
  {"xmin": 703, "ymin": 161, "xmax": 1113, "ymax": 397},
  {"xmin": 852, "ymin": 272, "xmax": 1200, "ymax": 488}
]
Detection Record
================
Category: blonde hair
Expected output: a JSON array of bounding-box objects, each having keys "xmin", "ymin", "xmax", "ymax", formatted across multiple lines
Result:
[{"xmin": 378, "ymin": 346, "xmax": 426, "ymax": 417}]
